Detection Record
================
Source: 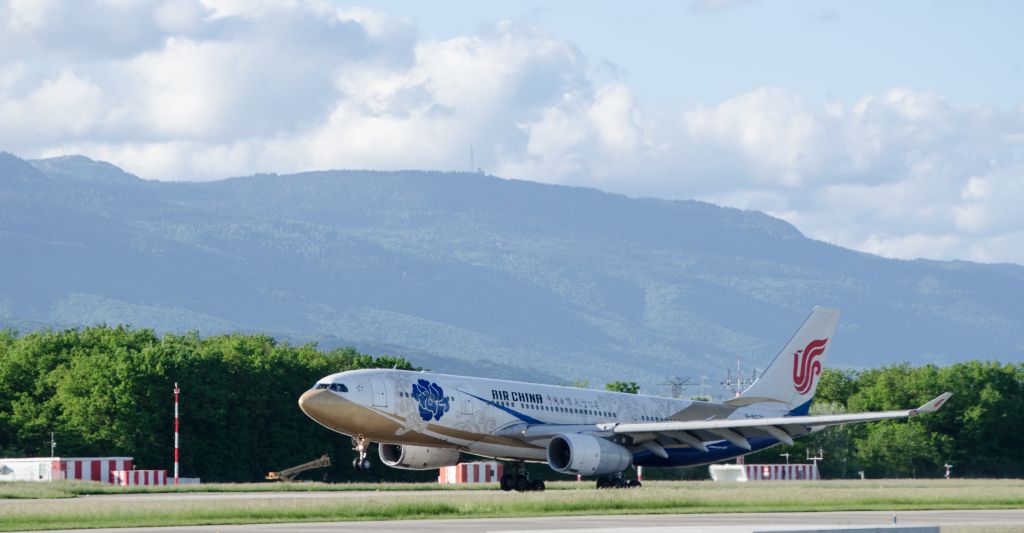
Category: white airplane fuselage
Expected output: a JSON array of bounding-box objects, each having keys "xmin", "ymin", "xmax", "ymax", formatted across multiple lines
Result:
[
  {"xmin": 299, "ymin": 368, "xmax": 788, "ymax": 468},
  {"xmin": 298, "ymin": 307, "xmax": 950, "ymax": 479}
]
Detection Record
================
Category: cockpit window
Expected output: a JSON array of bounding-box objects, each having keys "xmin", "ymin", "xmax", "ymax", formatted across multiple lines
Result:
[{"xmin": 314, "ymin": 382, "xmax": 348, "ymax": 392}]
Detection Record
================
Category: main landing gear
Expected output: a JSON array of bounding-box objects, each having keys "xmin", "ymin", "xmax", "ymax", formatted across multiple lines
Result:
[
  {"xmin": 596, "ymin": 473, "xmax": 641, "ymax": 489},
  {"xmin": 351, "ymin": 435, "xmax": 371, "ymax": 471},
  {"xmin": 500, "ymin": 462, "xmax": 545, "ymax": 492}
]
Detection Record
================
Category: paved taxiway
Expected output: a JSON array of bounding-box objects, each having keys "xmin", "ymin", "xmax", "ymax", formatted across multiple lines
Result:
[{"xmin": 30, "ymin": 509, "xmax": 1024, "ymax": 533}]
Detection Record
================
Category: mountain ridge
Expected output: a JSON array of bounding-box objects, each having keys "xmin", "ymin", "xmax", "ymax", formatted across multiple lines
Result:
[{"xmin": 2, "ymin": 152, "xmax": 1022, "ymax": 392}]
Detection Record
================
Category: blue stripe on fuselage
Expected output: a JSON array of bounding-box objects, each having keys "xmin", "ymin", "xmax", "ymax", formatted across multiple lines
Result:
[
  {"xmin": 632, "ymin": 436, "xmax": 782, "ymax": 468},
  {"xmin": 465, "ymin": 392, "xmax": 546, "ymax": 425},
  {"xmin": 788, "ymin": 398, "xmax": 814, "ymax": 416}
]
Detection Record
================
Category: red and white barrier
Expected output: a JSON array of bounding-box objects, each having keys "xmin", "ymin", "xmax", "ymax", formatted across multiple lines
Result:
[
  {"xmin": 110, "ymin": 469, "xmax": 167, "ymax": 486},
  {"xmin": 55, "ymin": 457, "xmax": 134, "ymax": 482},
  {"xmin": 438, "ymin": 462, "xmax": 503, "ymax": 484},
  {"xmin": 744, "ymin": 463, "xmax": 819, "ymax": 481}
]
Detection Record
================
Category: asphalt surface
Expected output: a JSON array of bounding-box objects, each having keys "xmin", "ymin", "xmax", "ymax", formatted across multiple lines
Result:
[{"xmin": 27, "ymin": 510, "xmax": 1024, "ymax": 533}]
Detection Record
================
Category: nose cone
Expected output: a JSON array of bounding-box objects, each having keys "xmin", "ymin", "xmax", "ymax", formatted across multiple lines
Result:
[
  {"xmin": 298, "ymin": 388, "xmax": 369, "ymax": 436},
  {"xmin": 298, "ymin": 387, "xmax": 406, "ymax": 441},
  {"xmin": 299, "ymin": 388, "xmax": 339, "ymax": 425}
]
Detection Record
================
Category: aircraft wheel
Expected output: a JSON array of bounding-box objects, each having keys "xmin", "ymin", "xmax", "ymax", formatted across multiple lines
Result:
[
  {"xmin": 499, "ymin": 474, "xmax": 514, "ymax": 492},
  {"xmin": 514, "ymin": 475, "xmax": 530, "ymax": 492},
  {"xmin": 531, "ymin": 479, "xmax": 545, "ymax": 492},
  {"xmin": 360, "ymin": 459, "xmax": 371, "ymax": 470},
  {"xmin": 352, "ymin": 458, "xmax": 360, "ymax": 470},
  {"xmin": 628, "ymin": 479, "xmax": 642, "ymax": 488},
  {"xmin": 595, "ymin": 478, "xmax": 609, "ymax": 489}
]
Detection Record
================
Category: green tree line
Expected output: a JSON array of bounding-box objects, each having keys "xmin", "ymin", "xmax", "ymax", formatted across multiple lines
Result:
[
  {"xmin": 0, "ymin": 326, "xmax": 430, "ymax": 482},
  {"xmin": 2, "ymin": 326, "xmax": 1020, "ymax": 481},
  {"xmin": 746, "ymin": 361, "xmax": 1024, "ymax": 478}
]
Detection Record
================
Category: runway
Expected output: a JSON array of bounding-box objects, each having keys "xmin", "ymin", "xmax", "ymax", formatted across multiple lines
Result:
[{"xmin": 29, "ymin": 510, "xmax": 1024, "ymax": 533}]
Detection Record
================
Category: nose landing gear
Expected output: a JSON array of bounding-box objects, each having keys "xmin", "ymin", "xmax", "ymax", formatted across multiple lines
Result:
[
  {"xmin": 351, "ymin": 435, "xmax": 371, "ymax": 471},
  {"xmin": 499, "ymin": 462, "xmax": 545, "ymax": 492}
]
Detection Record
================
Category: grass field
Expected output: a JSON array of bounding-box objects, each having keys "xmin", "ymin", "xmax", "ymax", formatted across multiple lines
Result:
[
  {"xmin": 0, "ymin": 479, "xmax": 494, "ymax": 500},
  {"xmin": 0, "ymin": 479, "xmax": 1021, "ymax": 531}
]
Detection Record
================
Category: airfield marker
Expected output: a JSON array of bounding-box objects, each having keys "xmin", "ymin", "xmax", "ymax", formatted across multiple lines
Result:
[{"xmin": 174, "ymin": 382, "xmax": 180, "ymax": 485}]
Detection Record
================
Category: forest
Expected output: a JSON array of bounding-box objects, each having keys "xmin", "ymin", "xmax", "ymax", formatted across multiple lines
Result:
[
  {"xmin": 0, "ymin": 326, "xmax": 428, "ymax": 482},
  {"xmin": 745, "ymin": 361, "xmax": 1023, "ymax": 479},
  {"xmin": 1, "ymin": 325, "xmax": 1020, "ymax": 481}
]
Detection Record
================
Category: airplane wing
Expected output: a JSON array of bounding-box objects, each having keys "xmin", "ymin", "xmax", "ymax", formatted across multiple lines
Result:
[{"xmin": 502, "ymin": 393, "xmax": 952, "ymax": 457}]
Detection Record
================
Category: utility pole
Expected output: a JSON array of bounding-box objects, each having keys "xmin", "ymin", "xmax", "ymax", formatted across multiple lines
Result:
[
  {"xmin": 658, "ymin": 377, "xmax": 690, "ymax": 399},
  {"xmin": 722, "ymin": 357, "xmax": 755, "ymax": 398}
]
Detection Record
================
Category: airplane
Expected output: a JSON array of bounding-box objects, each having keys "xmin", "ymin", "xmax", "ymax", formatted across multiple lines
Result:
[{"xmin": 299, "ymin": 307, "xmax": 952, "ymax": 491}]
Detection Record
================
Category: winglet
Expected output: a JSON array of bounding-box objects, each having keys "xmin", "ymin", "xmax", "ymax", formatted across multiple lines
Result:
[{"xmin": 915, "ymin": 392, "xmax": 953, "ymax": 414}]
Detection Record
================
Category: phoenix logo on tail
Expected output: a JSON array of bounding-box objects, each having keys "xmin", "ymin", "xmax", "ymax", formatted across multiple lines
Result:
[{"xmin": 792, "ymin": 338, "xmax": 828, "ymax": 394}]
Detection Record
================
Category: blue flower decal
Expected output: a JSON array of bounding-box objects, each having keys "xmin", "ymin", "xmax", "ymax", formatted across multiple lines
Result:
[{"xmin": 411, "ymin": 379, "xmax": 450, "ymax": 422}]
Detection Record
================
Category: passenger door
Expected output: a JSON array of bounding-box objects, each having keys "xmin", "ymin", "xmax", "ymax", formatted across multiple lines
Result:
[
  {"xmin": 371, "ymin": 378, "xmax": 388, "ymax": 407},
  {"xmin": 459, "ymin": 389, "xmax": 474, "ymax": 415}
]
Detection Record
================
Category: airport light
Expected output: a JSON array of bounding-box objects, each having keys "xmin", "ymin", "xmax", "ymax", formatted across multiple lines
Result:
[{"xmin": 806, "ymin": 448, "xmax": 823, "ymax": 470}]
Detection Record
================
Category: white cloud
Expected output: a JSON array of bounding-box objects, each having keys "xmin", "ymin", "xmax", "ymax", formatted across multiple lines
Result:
[
  {"xmin": 2, "ymin": 1, "xmax": 1024, "ymax": 265},
  {"xmin": 684, "ymin": 88, "xmax": 824, "ymax": 187},
  {"xmin": 0, "ymin": 70, "xmax": 104, "ymax": 141},
  {"xmin": 859, "ymin": 233, "xmax": 964, "ymax": 263}
]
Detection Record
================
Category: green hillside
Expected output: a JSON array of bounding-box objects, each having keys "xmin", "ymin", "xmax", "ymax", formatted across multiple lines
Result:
[{"xmin": 1, "ymin": 152, "xmax": 1022, "ymax": 390}]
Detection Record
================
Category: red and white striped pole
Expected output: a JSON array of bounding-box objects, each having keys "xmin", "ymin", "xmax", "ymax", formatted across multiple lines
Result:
[{"xmin": 173, "ymin": 382, "xmax": 180, "ymax": 485}]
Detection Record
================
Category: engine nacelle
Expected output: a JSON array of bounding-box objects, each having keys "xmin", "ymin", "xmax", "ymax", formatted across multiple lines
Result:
[
  {"xmin": 378, "ymin": 444, "xmax": 461, "ymax": 470},
  {"xmin": 546, "ymin": 434, "xmax": 633, "ymax": 476}
]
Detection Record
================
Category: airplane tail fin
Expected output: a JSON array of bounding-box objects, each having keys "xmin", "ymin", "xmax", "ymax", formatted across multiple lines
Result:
[{"xmin": 725, "ymin": 306, "xmax": 841, "ymax": 415}]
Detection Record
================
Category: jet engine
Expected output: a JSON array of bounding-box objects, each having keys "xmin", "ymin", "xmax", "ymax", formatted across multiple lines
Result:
[
  {"xmin": 546, "ymin": 434, "xmax": 633, "ymax": 476},
  {"xmin": 378, "ymin": 444, "xmax": 461, "ymax": 470}
]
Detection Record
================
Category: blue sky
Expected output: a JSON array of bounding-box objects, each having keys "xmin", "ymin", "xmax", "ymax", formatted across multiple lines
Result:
[
  {"xmin": 375, "ymin": 0, "xmax": 1023, "ymax": 109},
  {"xmin": 1, "ymin": 0, "xmax": 1023, "ymax": 264}
]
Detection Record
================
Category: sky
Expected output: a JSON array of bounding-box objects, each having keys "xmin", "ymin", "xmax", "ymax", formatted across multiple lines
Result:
[{"xmin": 2, "ymin": 0, "xmax": 1023, "ymax": 264}]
